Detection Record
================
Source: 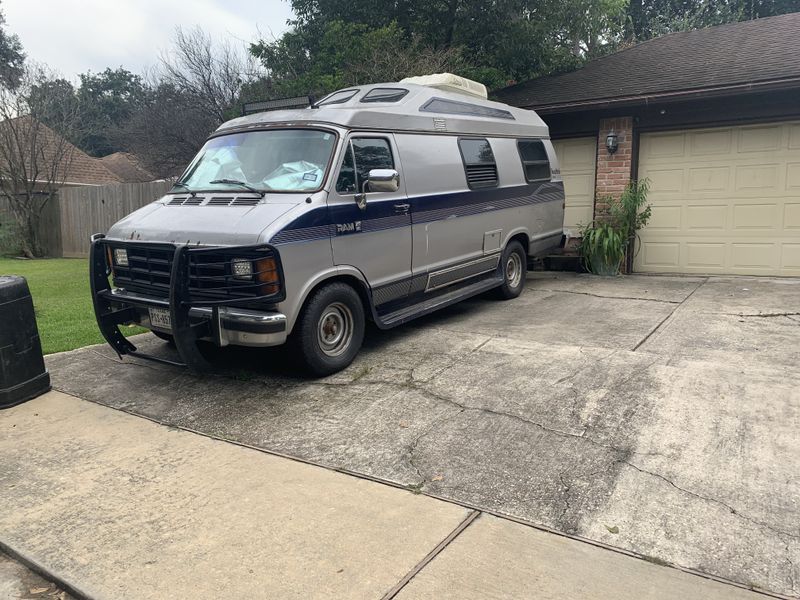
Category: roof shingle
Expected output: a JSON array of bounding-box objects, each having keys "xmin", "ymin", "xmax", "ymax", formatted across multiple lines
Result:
[{"xmin": 495, "ymin": 12, "xmax": 800, "ymax": 110}]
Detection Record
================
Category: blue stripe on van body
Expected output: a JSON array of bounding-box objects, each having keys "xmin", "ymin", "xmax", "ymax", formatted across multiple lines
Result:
[{"xmin": 269, "ymin": 181, "xmax": 564, "ymax": 245}]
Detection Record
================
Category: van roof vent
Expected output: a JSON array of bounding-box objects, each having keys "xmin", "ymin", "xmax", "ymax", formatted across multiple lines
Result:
[{"xmin": 400, "ymin": 73, "xmax": 487, "ymax": 99}]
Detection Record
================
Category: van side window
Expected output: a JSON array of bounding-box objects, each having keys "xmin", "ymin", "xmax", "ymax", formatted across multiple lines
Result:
[
  {"xmin": 458, "ymin": 138, "xmax": 498, "ymax": 189},
  {"xmin": 336, "ymin": 137, "xmax": 394, "ymax": 194},
  {"xmin": 517, "ymin": 139, "xmax": 551, "ymax": 182}
]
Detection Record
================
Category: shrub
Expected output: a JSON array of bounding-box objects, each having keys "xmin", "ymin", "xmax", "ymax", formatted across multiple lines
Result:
[{"xmin": 579, "ymin": 179, "xmax": 651, "ymax": 275}]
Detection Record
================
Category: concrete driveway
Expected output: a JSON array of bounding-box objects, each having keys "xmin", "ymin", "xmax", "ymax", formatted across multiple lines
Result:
[{"xmin": 47, "ymin": 272, "xmax": 800, "ymax": 597}]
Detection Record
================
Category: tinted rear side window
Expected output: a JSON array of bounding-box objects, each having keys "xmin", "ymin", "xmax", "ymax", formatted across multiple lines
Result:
[
  {"xmin": 458, "ymin": 138, "xmax": 498, "ymax": 189},
  {"xmin": 517, "ymin": 139, "xmax": 551, "ymax": 182}
]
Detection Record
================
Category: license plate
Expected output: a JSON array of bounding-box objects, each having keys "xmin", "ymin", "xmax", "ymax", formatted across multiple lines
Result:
[{"xmin": 148, "ymin": 307, "xmax": 172, "ymax": 330}]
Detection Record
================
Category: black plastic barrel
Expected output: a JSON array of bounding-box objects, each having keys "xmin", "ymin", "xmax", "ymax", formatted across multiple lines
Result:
[{"xmin": 0, "ymin": 275, "xmax": 50, "ymax": 408}]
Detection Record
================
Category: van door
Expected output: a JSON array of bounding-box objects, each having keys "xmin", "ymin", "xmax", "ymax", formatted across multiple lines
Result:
[{"xmin": 329, "ymin": 133, "xmax": 412, "ymax": 308}]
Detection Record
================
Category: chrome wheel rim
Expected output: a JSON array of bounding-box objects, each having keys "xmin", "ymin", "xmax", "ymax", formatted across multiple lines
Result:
[
  {"xmin": 506, "ymin": 252, "xmax": 523, "ymax": 288},
  {"xmin": 317, "ymin": 302, "xmax": 353, "ymax": 357}
]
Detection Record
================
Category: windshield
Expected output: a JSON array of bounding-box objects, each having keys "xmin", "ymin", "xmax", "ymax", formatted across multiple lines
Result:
[{"xmin": 177, "ymin": 129, "xmax": 337, "ymax": 193}]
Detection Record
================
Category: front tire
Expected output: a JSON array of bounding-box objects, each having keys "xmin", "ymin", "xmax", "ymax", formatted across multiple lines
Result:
[
  {"xmin": 495, "ymin": 240, "xmax": 526, "ymax": 300},
  {"xmin": 291, "ymin": 282, "xmax": 365, "ymax": 376}
]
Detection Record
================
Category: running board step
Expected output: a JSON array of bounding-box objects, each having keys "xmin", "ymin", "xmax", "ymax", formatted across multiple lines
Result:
[{"xmin": 378, "ymin": 275, "xmax": 503, "ymax": 329}]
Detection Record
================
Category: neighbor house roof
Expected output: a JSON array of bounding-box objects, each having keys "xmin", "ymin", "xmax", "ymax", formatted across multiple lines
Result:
[
  {"xmin": 0, "ymin": 116, "xmax": 121, "ymax": 185},
  {"xmin": 99, "ymin": 152, "xmax": 155, "ymax": 183},
  {"xmin": 495, "ymin": 12, "xmax": 800, "ymax": 112}
]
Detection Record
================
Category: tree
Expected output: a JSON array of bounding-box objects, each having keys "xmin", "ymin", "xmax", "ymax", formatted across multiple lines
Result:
[
  {"xmin": 624, "ymin": 0, "xmax": 800, "ymax": 42},
  {"xmin": 158, "ymin": 26, "xmax": 261, "ymax": 123},
  {"xmin": 119, "ymin": 82, "xmax": 216, "ymax": 179},
  {"xmin": 0, "ymin": 66, "xmax": 83, "ymax": 257},
  {"xmin": 251, "ymin": 20, "xmax": 468, "ymax": 98},
  {"xmin": 75, "ymin": 68, "xmax": 146, "ymax": 156},
  {"xmin": 0, "ymin": 4, "xmax": 24, "ymax": 90},
  {"xmin": 250, "ymin": 0, "xmax": 628, "ymax": 95}
]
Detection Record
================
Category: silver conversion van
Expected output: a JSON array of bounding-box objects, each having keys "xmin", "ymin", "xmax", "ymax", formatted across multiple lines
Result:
[{"xmin": 90, "ymin": 74, "xmax": 564, "ymax": 375}]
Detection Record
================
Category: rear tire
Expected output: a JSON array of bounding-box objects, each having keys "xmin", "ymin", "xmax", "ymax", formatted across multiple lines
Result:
[
  {"xmin": 494, "ymin": 240, "xmax": 526, "ymax": 300},
  {"xmin": 291, "ymin": 282, "xmax": 365, "ymax": 376}
]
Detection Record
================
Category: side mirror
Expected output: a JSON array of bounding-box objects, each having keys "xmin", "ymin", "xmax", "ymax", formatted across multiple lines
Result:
[{"xmin": 366, "ymin": 169, "xmax": 399, "ymax": 193}]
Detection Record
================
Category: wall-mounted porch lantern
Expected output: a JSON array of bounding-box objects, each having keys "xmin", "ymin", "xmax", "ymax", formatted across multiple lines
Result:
[{"xmin": 605, "ymin": 131, "xmax": 619, "ymax": 155}]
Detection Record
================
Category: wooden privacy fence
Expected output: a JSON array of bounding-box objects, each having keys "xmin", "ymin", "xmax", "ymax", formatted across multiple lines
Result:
[{"xmin": 56, "ymin": 181, "xmax": 172, "ymax": 258}]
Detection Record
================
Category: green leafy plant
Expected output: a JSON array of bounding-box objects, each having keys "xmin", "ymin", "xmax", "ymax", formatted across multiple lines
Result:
[
  {"xmin": 579, "ymin": 221, "xmax": 626, "ymax": 275},
  {"xmin": 579, "ymin": 179, "xmax": 651, "ymax": 275}
]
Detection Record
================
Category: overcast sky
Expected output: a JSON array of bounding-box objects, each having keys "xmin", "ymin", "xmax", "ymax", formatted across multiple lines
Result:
[{"xmin": 3, "ymin": 0, "xmax": 294, "ymax": 79}]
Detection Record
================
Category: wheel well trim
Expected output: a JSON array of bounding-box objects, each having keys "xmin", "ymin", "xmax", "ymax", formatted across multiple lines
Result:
[
  {"xmin": 288, "ymin": 266, "xmax": 377, "ymax": 333},
  {"xmin": 504, "ymin": 228, "xmax": 531, "ymax": 254}
]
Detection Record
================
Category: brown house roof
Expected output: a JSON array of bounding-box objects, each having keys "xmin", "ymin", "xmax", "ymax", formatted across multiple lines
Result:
[
  {"xmin": 495, "ymin": 12, "xmax": 800, "ymax": 112},
  {"xmin": 99, "ymin": 152, "xmax": 155, "ymax": 183},
  {"xmin": 0, "ymin": 116, "xmax": 121, "ymax": 186}
]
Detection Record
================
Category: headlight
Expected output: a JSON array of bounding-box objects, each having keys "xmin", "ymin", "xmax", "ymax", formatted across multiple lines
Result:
[
  {"xmin": 231, "ymin": 258, "xmax": 253, "ymax": 280},
  {"xmin": 114, "ymin": 248, "xmax": 129, "ymax": 267}
]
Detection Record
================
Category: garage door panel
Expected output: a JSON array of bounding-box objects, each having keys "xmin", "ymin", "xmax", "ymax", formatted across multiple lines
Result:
[
  {"xmin": 643, "ymin": 132, "xmax": 685, "ymax": 157},
  {"xmin": 738, "ymin": 125, "xmax": 783, "ymax": 153},
  {"xmin": 733, "ymin": 204, "xmax": 778, "ymax": 230},
  {"xmin": 640, "ymin": 242, "xmax": 680, "ymax": 267},
  {"xmin": 790, "ymin": 125, "xmax": 800, "ymax": 149},
  {"xmin": 732, "ymin": 243, "xmax": 777, "ymax": 269},
  {"xmin": 552, "ymin": 137, "xmax": 596, "ymax": 232},
  {"xmin": 646, "ymin": 205, "xmax": 680, "ymax": 230},
  {"xmin": 782, "ymin": 244, "xmax": 800, "ymax": 269},
  {"xmin": 785, "ymin": 204, "xmax": 800, "ymax": 229},
  {"xmin": 690, "ymin": 129, "xmax": 732, "ymax": 155},
  {"xmin": 735, "ymin": 164, "xmax": 780, "ymax": 192},
  {"xmin": 689, "ymin": 166, "xmax": 729, "ymax": 191},
  {"xmin": 686, "ymin": 243, "xmax": 725, "ymax": 268},
  {"xmin": 686, "ymin": 205, "xmax": 726, "ymax": 229},
  {"xmin": 644, "ymin": 168, "xmax": 683, "ymax": 194},
  {"xmin": 787, "ymin": 164, "xmax": 800, "ymax": 189},
  {"xmin": 636, "ymin": 121, "xmax": 800, "ymax": 276}
]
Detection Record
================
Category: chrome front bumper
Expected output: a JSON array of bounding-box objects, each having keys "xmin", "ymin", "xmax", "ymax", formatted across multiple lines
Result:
[{"xmin": 110, "ymin": 289, "xmax": 288, "ymax": 347}]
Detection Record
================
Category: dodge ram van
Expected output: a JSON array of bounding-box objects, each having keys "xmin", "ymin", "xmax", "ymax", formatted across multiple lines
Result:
[{"xmin": 90, "ymin": 74, "xmax": 565, "ymax": 375}]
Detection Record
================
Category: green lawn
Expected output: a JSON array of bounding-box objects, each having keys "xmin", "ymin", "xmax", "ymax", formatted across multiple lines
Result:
[{"xmin": 0, "ymin": 257, "xmax": 146, "ymax": 354}]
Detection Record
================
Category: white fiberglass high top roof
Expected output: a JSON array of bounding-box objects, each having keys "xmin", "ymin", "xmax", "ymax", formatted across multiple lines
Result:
[{"xmin": 219, "ymin": 77, "xmax": 549, "ymax": 139}]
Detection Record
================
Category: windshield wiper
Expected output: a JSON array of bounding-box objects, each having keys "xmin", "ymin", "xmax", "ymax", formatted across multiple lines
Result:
[{"xmin": 209, "ymin": 179, "xmax": 265, "ymax": 197}]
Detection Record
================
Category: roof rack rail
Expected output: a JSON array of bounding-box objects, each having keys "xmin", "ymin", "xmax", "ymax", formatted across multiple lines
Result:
[{"xmin": 241, "ymin": 95, "xmax": 314, "ymax": 116}]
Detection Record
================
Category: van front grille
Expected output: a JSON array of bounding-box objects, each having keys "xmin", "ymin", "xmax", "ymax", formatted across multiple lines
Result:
[{"xmin": 110, "ymin": 243, "xmax": 279, "ymax": 301}]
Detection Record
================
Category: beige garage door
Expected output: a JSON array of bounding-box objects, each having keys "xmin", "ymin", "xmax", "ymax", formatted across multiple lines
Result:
[
  {"xmin": 636, "ymin": 122, "xmax": 800, "ymax": 276},
  {"xmin": 552, "ymin": 137, "xmax": 596, "ymax": 234}
]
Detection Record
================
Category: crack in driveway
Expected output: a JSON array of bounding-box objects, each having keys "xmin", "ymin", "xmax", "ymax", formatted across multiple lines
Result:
[
  {"xmin": 536, "ymin": 288, "xmax": 682, "ymax": 304},
  {"xmin": 622, "ymin": 460, "xmax": 800, "ymax": 542}
]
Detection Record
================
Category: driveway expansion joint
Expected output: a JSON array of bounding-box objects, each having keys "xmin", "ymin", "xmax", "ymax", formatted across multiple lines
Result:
[
  {"xmin": 632, "ymin": 277, "xmax": 709, "ymax": 351},
  {"xmin": 380, "ymin": 510, "xmax": 481, "ymax": 600}
]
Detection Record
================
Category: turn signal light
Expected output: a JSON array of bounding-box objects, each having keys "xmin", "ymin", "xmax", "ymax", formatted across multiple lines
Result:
[{"xmin": 254, "ymin": 257, "xmax": 280, "ymax": 295}]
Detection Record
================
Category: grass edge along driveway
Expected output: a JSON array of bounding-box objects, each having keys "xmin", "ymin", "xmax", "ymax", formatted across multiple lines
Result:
[{"xmin": 0, "ymin": 257, "xmax": 146, "ymax": 354}]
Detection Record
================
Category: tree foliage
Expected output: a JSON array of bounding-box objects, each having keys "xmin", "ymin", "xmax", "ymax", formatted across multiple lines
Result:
[
  {"xmin": 0, "ymin": 4, "xmax": 24, "ymax": 90},
  {"xmin": 252, "ymin": 0, "xmax": 800, "ymax": 99}
]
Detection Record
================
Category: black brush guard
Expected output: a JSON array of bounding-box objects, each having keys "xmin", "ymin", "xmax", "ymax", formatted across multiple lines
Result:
[{"xmin": 90, "ymin": 236, "xmax": 286, "ymax": 370}]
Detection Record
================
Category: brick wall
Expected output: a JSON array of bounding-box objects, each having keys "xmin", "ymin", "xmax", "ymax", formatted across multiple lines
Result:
[{"xmin": 595, "ymin": 117, "xmax": 634, "ymax": 217}]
